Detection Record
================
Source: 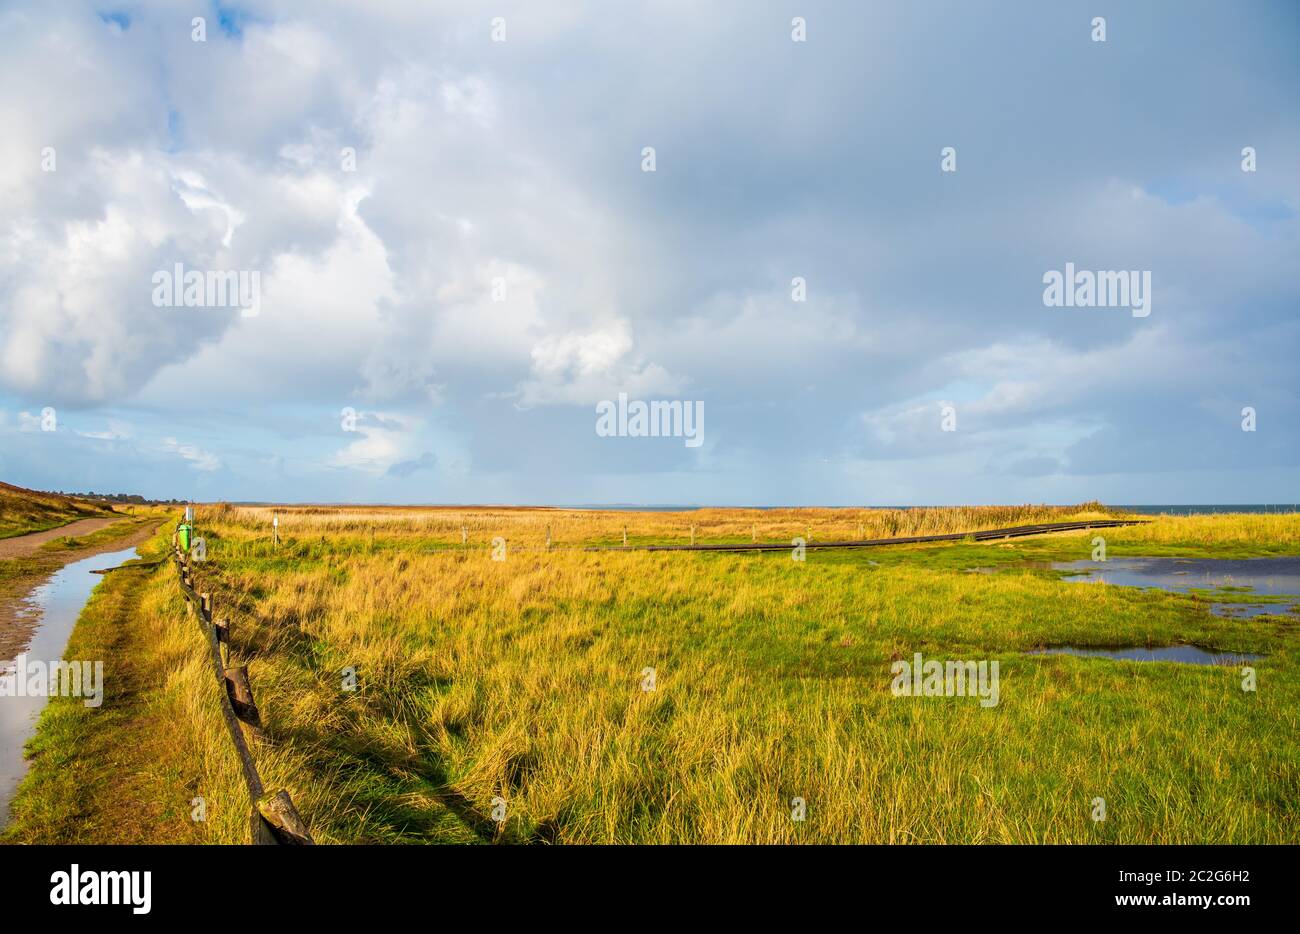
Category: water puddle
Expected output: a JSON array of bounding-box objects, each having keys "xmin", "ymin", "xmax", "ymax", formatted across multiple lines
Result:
[
  {"xmin": 0, "ymin": 544, "xmax": 139, "ymax": 829},
  {"xmin": 1029, "ymin": 645, "xmax": 1263, "ymax": 665},
  {"xmin": 1053, "ymin": 556, "xmax": 1300, "ymax": 618}
]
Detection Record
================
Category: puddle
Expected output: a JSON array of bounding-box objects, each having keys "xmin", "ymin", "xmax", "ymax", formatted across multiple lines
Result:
[
  {"xmin": 1210, "ymin": 603, "xmax": 1297, "ymax": 619},
  {"xmin": 1029, "ymin": 645, "xmax": 1264, "ymax": 665},
  {"xmin": 0, "ymin": 544, "xmax": 139, "ymax": 829},
  {"xmin": 1053, "ymin": 556, "xmax": 1300, "ymax": 618}
]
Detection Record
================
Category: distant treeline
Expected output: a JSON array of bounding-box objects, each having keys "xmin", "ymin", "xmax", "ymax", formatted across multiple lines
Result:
[{"xmin": 51, "ymin": 490, "xmax": 186, "ymax": 505}]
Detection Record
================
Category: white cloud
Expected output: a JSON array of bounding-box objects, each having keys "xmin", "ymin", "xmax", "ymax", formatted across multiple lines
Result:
[
  {"xmin": 163, "ymin": 437, "xmax": 219, "ymax": 472},
  {"xmin": 515, "ymin": 319, "xmax": 681, "ymax": 407},
  {"xmin": 327, "ymin": 411, "xmax": 420, "ymax": 476}
]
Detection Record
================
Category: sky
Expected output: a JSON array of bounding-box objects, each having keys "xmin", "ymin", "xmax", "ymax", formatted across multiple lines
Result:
[{"xmin": 0, "ymin": 0, "xmax": 1297, "ymax": 506}]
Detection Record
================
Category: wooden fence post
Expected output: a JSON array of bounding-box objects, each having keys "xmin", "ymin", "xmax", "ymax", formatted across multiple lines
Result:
[
  {"xmin": 257, "ymin": 791, "xmax": 315, "ymax": 845},
  {"xmin": 171, "ymin": 551, "xmax": 313, "ymax": 845},
  {"xmin": 224, "ymin": 666, "xmax": 262, "ymax": 730}
]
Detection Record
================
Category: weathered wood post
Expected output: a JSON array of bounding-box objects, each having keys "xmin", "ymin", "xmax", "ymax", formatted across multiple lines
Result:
[
  {"xmin": 272, "ymin": 512, "xmax": 279, "ymax": 547},
  {"xmin": 546, "ymin": 524, "xmax": 552, "ymax": 550},
  {"xmin": 691, "ymin": 525, "xmax": 696, "ymax": 546},
  {"xmin": 257, "ymin": 791, "xmax": 315, "ymax": 845},
  {"xmin": 462, "ymin": 525, "xmax": 467, "ymax": 545},
  {"xmin": 224, "ymin": 666, "xmax": 262, "ymax": 730},
  {"xmin": 623, "ymin": 527, "xmax": 628, "ymax": 547}
]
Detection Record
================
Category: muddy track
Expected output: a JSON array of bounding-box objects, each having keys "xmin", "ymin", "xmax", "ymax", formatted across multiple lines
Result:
[
  {"xmin": 0, "ymin": 518, "xmax": 120, "ymax": 558},
  {"xmin": 0, "ymin": 519, "xmax": 165, "ymax": 661}
]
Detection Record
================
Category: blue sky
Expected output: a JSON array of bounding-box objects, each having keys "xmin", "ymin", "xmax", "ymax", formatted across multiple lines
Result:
[{"xmin": 0, "ymin": 1, "xmax": 1297, "ymax": 505}]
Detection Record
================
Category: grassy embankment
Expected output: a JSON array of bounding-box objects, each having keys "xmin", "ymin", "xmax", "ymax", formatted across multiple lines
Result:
[
  {"xmin": 0, "ymin": 481, "xmax": 112, "ymax": 540},
  {"xmin": 6, "ymin": 505, "xmax": 1298, "ymax": 844}
]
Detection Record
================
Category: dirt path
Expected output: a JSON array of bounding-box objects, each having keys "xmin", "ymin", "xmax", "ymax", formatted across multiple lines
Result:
[
  {"xmin": 0, "ymin": 519, "xmax": 164, "ymax": 661},
  {"xmin": 0, "ymin": 518, "xmax": 120, "ymax": 558}
]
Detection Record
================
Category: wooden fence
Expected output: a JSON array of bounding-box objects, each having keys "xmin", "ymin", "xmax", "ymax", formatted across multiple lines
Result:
[{"xmin": 172, "ymin": 541, "xmax": 314, "ymax": 845}]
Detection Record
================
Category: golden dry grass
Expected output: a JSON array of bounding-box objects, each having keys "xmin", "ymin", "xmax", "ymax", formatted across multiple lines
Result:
[{"xmin": 9, "ymin": 505, "xmax": 1297, "ymax": 844}]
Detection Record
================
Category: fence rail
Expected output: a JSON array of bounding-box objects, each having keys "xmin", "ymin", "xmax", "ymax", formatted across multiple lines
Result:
[
  {"xmin": 598, "ymin": 518, "xmax": 1146, "ymax": 552},
  {"xmin": 171, "ymin": 540, "xmax": 314, "ymax": 845}
]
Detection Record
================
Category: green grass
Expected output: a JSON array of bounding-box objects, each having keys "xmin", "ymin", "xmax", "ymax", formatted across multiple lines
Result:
[
  {"xmin": 0, "ymin": 481, "xmax": 111, "ymax": 540},
  {"xmin": 2, "ymin": 531, "xmax": 205, "ymax": 843},
  {"xmin": 0, "ymin": 515, "xmax": 162, "ymax": 592},
  {"xmin": 8, "ymin": 507, "xmax": 1299, "ymax": 843}
]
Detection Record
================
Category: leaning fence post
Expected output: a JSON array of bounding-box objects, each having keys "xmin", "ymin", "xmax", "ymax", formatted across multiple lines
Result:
[
  {"xmin": 257, "ymin": 790, "xmax": 315, "ymax": 845},
  {"xmin": 224, "ymin": 665, "xmax": 262, "ymax": 731}
]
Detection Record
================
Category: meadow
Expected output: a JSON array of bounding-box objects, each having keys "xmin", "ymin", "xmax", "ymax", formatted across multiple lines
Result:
[{"xmin": 6, "ymin": 504, "xmax": 1298, "ymax": 844}]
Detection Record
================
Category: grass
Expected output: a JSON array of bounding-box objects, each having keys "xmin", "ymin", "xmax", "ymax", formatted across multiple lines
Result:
[
  {"xmin": 4, "ymin": 532, "xmax": 203, "ymax": 843},
  {"xmin": 0, "ymin": 513, "xmax": 164, "ymax": 595},
  {"xmin": 0, "ymin": 481, "xmax": 111, "ymax": 540},
  {"xmin": 7, "ymin": 505, "xmax": 1298, "ymax": 843}
]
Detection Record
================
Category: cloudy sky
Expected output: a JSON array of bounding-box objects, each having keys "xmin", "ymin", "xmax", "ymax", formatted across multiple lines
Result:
[{"xmin": 1, "ymin": 1, "xmax": 1296, "ymax": 506}]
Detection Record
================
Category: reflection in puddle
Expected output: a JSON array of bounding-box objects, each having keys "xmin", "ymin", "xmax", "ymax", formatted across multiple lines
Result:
[
  {"xmin": 0, "ymin": 545, "xmax": 139, "ymax": 829},
  {"xmin": 1029, "ymin": 645, "xmax": 1264, "ymax": 665},
  {"xmin": 1053, "ymin": 556, "xmax": 1300, "ymax": 618}
]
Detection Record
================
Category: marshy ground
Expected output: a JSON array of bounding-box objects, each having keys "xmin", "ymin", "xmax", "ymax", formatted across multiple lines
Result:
[{"xmin": 3, "ymin": 505, "xmax": 1298, "ymax": 844}]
